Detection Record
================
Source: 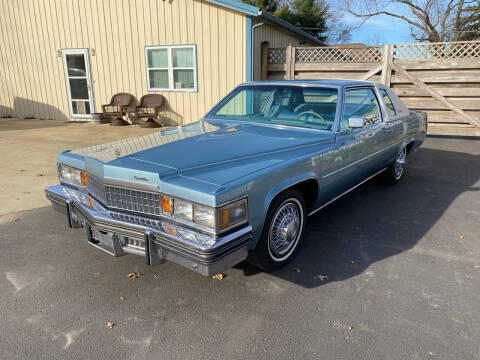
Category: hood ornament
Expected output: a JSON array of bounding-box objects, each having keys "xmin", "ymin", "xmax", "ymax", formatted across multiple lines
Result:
[
  {"xmin": 114, "ymin": 148, "xmax": 121, "ymax": 157},
  {"xmin": 134, "ymin": 176, "xmax": 149, "ymax": 182}
]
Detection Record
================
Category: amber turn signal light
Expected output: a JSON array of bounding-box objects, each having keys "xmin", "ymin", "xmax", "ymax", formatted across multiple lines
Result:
[
  {"xmin": 220, "ymin": 209, "xmax": 229, "ymax": 228},
  {"xmin": 164, "ymin": 225, "xmax": 176, "ymax": 236},
  {"xmin": 162, "ymin": 196, "xmax": 172, "ymax": 214},
  {"xmin": 81, "ymin": 172, "xmax": 88, "ymax": 186}
]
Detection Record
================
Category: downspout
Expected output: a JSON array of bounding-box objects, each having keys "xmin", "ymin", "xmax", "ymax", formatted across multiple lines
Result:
[{"xmin": 250, "ymin": 19, "xmax": 264, "ymax": 81}]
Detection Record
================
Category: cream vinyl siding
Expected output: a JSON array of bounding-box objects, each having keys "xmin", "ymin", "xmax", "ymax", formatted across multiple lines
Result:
[
  {"xmin": 253, "ymin": 22, "xmax": 308, "ymax": 81},
  {"xmin": 0, "ymin": 0, "xmax": 246, "ymax": 123}
]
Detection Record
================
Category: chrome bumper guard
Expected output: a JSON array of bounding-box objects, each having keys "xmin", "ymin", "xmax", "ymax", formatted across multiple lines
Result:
[{"xmin": 45, "ymin": 184, "xmax": 253, "ymax": 276}]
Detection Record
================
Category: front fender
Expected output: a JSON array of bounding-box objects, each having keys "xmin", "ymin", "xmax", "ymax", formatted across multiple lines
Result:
[
  {"xmin": 57, "ymin": 150, "xmax": 86, "ymax": 170},
  {"xmin": 248, "ymin": 172, "xmax": 317, "ymax": 249},
  {"xmin": 263, "ymin": 172, "xmax": 317, "ymax": 215}
]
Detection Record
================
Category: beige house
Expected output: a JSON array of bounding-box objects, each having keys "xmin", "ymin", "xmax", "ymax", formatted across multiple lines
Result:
[{"xmin": 0, "ymin": 0, "xmax": 322, "ymax": 124}]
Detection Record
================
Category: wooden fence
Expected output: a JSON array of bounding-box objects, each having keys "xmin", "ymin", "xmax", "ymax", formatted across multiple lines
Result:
[{"xmin": 261, "ymin": 41, "xmax": 480, "ymax": 136}]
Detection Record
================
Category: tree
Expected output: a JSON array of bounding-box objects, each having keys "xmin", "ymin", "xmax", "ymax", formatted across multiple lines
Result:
[
  {"xmin": 340, "ymin": 0, "xmax": 480, "ymax": 42},
  {"xmin": 242, "ymin": 0, "xmax": 279, "ymax": 14},
  {"xmin": 458, "ymin": 1, "xmax": 480, "ymax": 40},
  {"xmin": 275, "ymin": 0, "xmax": 329, "ymax": 41},
  {"xmin": 242, "ymin": 0, "xmax": 352, "ymax": 43}
]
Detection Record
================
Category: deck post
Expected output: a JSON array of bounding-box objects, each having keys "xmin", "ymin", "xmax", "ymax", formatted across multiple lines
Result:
[
  {"xmin": 261, "ymin": 41, "xmax": 269, "ymax": 80},
  {"xmin": 285, "ymin": 45, "xmax": 296, "ymax": 80},
  {"xmin": 381, "ymin": 44, "xmax": 394, "ymax": 86}
]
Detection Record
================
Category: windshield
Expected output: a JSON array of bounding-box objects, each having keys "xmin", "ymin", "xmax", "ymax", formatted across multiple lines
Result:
[{"xmin": 207, "ymin": 85, "xmax": 338, "ymax": 131}]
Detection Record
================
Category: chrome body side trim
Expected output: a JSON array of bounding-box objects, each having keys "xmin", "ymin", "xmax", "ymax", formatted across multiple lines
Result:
[
  {"xmin": 322, "ymin": 139, "xmax": 403, "ymax": 179},
  {"xmin": 308, "ymin": 167, "xmax": 387, "ymax": 216}
]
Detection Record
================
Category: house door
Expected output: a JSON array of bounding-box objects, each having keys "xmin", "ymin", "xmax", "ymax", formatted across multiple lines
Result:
[{"xmin": 62, "ymin": 49, "xmax": 94, "ymax": 118}]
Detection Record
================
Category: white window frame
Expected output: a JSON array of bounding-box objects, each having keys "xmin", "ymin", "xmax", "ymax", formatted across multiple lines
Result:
[
  {"xmin": 145, "ymin": 44, "xmax": 197, "ymax": 92},
  {"xmin": 61, "ymin": 48, "xmax": 95, "ymax": 119}
]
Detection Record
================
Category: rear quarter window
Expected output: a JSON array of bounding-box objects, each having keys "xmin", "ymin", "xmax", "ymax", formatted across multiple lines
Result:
[
  {"xmin": 379, "ymin": 89, "xmax": 396, "ymax": 118},
  {"xmin": 384, "ymin": 87, "xmax": 410, "ymax": 115}
]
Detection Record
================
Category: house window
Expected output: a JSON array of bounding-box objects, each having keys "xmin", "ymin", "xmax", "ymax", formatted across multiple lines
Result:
[{"xmin": 145, "ymin": 45, "xmax": 197, "ymax": 92}]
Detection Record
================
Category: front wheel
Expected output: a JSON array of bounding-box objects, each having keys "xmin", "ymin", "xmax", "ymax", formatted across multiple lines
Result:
[
  {"xmin": 381, "ymin": 145, "xmax": 407, "ymax": 185},
  {"xmin": 247, "ymin": 189, "xmax": 306, "ymax": 272}
]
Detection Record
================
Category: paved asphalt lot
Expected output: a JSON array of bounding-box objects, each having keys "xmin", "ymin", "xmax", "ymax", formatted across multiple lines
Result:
[{"xmin": 0, "ymin": 131, "xmax": 479, "ymax": 359}]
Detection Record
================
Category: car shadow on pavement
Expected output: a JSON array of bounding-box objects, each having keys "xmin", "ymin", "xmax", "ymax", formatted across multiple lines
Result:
[{"xmin": 237, "ymin": 145, "xmax": 480, "ymax": 288}]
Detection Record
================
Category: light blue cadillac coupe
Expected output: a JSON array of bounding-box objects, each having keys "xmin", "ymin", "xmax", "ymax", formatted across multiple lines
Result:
[{"xmin": 46, "ymin": 80, "xmax": 427, "ymax": 276}]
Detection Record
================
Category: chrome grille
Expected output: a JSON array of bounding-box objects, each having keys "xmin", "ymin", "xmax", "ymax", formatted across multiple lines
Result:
[
  {"xmin": 87, "ymin": 174, "xmax": 107, "ymax": 205},
  {"xmin": 125, "ymin": 238, "xmax": 145, "ymax": 250},
  {"xmin": 87, "ymin": 174, "xmax": 161, "ymax": 217},
  {"xmin": 108, "ymin": 211, "xmax": 163, "ymax": 230}
]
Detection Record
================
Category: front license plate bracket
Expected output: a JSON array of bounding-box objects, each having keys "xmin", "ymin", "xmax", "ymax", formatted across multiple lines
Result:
[{"xmin": 85, "ymin": 225, "xmax": 125, "ymax": 257}]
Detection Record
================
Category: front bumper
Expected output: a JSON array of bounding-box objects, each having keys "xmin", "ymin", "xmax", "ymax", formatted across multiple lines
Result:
[{"xmin": 45, "ymin": 184, "xmax": 252, "ymax": 276}]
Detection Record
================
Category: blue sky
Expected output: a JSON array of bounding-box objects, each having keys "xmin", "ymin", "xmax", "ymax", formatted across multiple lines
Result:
[{"xmin": 339, "ymin": 13, "xmax": 414, "ymax": 45}]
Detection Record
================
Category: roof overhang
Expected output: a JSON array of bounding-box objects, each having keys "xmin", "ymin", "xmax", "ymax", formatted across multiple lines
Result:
[
  {"xmin": 258, "ymin": 11, "xmax": 326, "ymax": 46},
  {"xmin": 204, "ymin": 0, "xmax": 326, "ymax": 46},
  {"xmin": 204, "ymin": 0, "xmax": 259, "ymax": 16}
]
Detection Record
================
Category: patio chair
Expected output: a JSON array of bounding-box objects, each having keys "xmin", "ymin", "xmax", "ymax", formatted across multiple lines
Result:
[
  {"xmin": 135, "ymin": 94, "xmax": 166, "ymax": 128},
  {"xmin": 102, "ymin": 93, "xmax": 135, "ymax": 126}
]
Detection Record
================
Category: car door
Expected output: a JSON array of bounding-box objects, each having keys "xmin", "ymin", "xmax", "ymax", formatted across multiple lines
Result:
[
  {"xmin": 326, "ymin": 87, "xmax": 385, "ymax": 197},
  {"xmin": 375, "ymin": 86, "xmax": 405, "ymax": 165}
]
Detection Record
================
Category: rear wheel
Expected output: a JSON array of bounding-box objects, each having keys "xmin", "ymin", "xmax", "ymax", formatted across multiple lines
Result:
[
  {"xmin": 382, "ymin": 145, "xmax": 407, "ymax": 185},
  {"xmin": 248, "ymin": 189, "xmax": 306, "ymax": 272}
]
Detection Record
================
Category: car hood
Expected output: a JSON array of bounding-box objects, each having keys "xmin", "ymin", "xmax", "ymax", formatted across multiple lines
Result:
[{"xmin": 71, "ymin": 119, "xmax": 334, "ymax": 186}]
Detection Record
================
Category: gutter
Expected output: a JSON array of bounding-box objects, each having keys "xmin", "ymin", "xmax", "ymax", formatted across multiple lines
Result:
[{"xmin": 250, "ymin": 22, "xmax": 265, "ymax": 81}]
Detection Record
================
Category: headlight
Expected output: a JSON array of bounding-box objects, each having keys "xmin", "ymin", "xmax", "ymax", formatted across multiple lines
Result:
[
  {"xmin": 193, "ymin": 204, "xmax": 216, "ymax": 228},
  {"xmin": 218, "ymin": 199, "xmax": 247, "ymax": 230},
  {"xmin": 58, "ymin": 164, "xmax": 87, "ymax": 186},
  {"xmin": 159, "ymin": 195, "xmax": 247, "ymax": 233},
  {"xmin": 174, "ymin": 198, "xmax": 193, "ymax": 221}
]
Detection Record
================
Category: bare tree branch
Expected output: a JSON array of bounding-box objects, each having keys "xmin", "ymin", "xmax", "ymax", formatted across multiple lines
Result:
[
  {"xmin": 344, "ymin": 8, "xmax": 430, "ymax": 31},
  {"xmin": 339, "ymin": 0, "xmax": 480, "ymax": 42},
  {"xmin": 439, "ymin": 0, "xmax": 457, "ymax": 40}
]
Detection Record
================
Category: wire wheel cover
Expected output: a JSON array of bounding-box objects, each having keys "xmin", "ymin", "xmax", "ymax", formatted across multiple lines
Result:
[
  {"xmin": 268, "ymin": 201, "xmax": 302, "ymax": 259},
  {"xmin": 395, "ymin": 147, "xmax": 406, "ymax": 179}
]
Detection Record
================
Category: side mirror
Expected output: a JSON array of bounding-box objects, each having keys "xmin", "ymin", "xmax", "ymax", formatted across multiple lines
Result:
[{"xmin": 348, "ymin": 116, "xmax": 365, "ymax": 129}]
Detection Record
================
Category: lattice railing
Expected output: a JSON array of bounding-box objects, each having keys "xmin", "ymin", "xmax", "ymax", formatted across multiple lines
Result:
[
  {"xmin": 268, "ymin": 48, "xmax": 286, "ymax": 64},
  {"xmin": 393, "ymin": 41, "xmax": 480, "ymax": 60},
  {"xmin": 295, "ymin": 46, "xmax": 384, "ymax": 63},
  {"xmin": 267, "ymin": 41, "xmax": 480, "ymax": 64}
]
